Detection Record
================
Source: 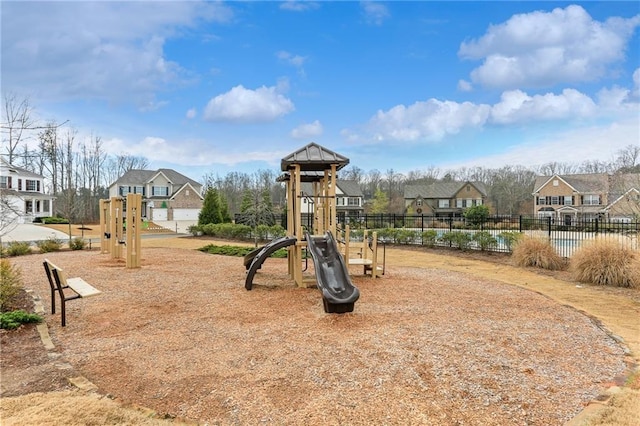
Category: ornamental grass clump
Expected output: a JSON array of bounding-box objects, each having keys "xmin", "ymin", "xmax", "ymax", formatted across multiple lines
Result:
[
  {"xmin": 570, "ymin": 240, "xmax": 640, "ymax": 288},
  {"xmin": 511, "ymin": 236, "xmax": 566, "ymax": 271}
]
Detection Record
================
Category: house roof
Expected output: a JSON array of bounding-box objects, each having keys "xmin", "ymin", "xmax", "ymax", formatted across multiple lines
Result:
[
  {"xmin": 281, "ymin": 142, "xmax": 349, "ymax": 172},
  {"xmin": 110, "ymin": 168, "xmax": 201, "ymax": 189},
  {"xmin": 532, "ymin": 173, "xmax": 609, "ymax": 194},
  {"xmin": 0, "ymin": 157, "xmax": 44, "ymax": 179},
  {"xmin": 404, "ymin": 181, "xmax": 487, "ymax": 199}
]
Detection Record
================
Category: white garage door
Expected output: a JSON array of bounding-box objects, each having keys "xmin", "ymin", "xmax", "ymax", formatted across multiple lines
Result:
[
  {"xmin": 173, "ymin": 209, "xmax": 200, "ymax": 220},
  {"xmin": 152, "ymin": 208, "xmax": 168, "ymax": 221}
]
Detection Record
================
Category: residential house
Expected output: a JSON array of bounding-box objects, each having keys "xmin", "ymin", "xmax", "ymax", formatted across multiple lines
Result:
[
  {"xmin": 532, "ymin": 173, "xmax": 640, "ymax": 223},
  {"xmin": 0, "ymin": 157, "xmax": 55, "ymax": 224},
  {"xmin": 404, "ymin": 181, "xmax": 488, "ymax": 218},
  {"xmin": 300, "ymin": 179, "xmax": 365, "ymax": 219},
  {"xmin": 108, "ymin": 169, "xmax": 203, "ymax": 221}
]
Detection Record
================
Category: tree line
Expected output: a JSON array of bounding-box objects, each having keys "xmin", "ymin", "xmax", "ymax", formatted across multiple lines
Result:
[{"xmin": 2, "ymin": 93, "xmax": 639, "ymax": 223}]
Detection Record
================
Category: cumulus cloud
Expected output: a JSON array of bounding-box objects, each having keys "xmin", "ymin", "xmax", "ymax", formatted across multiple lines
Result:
[
  {"xmin": 365, "ymin": 99, "xmax": 491, "ymax": 142},
  {"xmin": 489, "ymin": 89, "xmax": 597, "ymax": 124},
  {"xmin": 291, "ymin": 120, "xmax": 323, "ymax": 139},
  {"xmin": 458, "ymin": 5, "xmax": 640, "ymax": 89},
  {"xmin": 1, "ymin": 1, "xmax": 233, "ymax": 105},
  {"xmin": 203, "ymin": 85, "xmax": 295, "ymax": 123},
  {"xmin": 186, "ymin": 108, "xmax": 197, "ymax": 119},
  {"xmin": 457, "ymin": 80, "xmax": 473, "ymax": 92},
  {"xmin": 277, "ymin": 51, "xmax": 307, "ymax": 68},
  {"xmin": 361, "ymin": 1, "xmax": 390, "ymax": 25}
]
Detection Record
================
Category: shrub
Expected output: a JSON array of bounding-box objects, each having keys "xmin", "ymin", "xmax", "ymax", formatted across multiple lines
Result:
[
  {"xmin": 464, "ymin": 205, "xmax": 490, "ymax": 227},
  {"xmin": 0, "ymin": 310, "xmax": 43, "ymax": 330},
  {"xmin": 41, "ymin": 216, "xmax": 69, "ymax": 224},
  {"xmin": 439, "ymin": 231, "xmax": 473, "ymax": 250},
  {"xmin": 473, "ymin": 231, "xmax": 497, "ymax": 251},
  {"xmin": 5, "ymin": 241, "xmax": 32, "ymax": 257},
  {"xmin": 570, "ymin": 240, "xmax": 640, "ymax": 288},
  {"xmin": 36, "ymin": 237, "xmax": 63, "ymax": 253},
  {"xmin": 0, "ymin": 259, "xmax": 23, "ymax": 311},
  {"xmin": 499, "ymin": 231, "xmax": 523, "ymax": 252},
  {"xmin": 512, "ymin": 236, "xmax": 565, "ymax": 270},
  {"xmin": 395, "ymin": 228, "xmax": 418, "ymax": 245},
  {"xmin": 187, "ymin": 225, "xmax": 203, "ymax": 236},
  {"xmin": 422, "ymin": 230, "xmax": 439, "ymax": 248},
  {"xmin": 69, "ymin": 237, "xmax": 86, "ymax": 250},
  {"xmin": 269, "ymin": 225, "xmax": 286, "ymax": 239}
]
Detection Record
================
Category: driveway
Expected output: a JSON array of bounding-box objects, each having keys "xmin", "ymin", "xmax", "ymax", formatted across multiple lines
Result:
[{"xmin": 1, "ymin": 224, "xmax": 71, "ymax": 243}]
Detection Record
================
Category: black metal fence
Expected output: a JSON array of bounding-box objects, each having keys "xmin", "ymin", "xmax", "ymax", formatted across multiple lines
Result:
[{"xmin": 236, "ymin": 213, "xmax": 639, "ymax": 258}]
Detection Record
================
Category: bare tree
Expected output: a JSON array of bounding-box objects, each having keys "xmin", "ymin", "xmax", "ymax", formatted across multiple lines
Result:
[
  {"xmin": 1, "ymin": 93, "xmax": 35, "ymax": 163},
  {"xmin": 614, "ymin": 144, "xmax": 640, "ymax": 173},
  {"xmin": 0, "ymin": 189, "xmax": 21, "ymax": 244}
]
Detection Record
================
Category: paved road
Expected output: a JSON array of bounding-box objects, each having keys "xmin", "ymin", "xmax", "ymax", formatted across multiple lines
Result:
[{"xmin": 2, "ymin": 224, "xmax": 71, "ymax": 243}]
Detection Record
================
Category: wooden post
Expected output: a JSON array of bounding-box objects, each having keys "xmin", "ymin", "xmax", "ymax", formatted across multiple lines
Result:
[
  {"xmin": 371, "ymin": 231, "xmax": 378, "ymax": 278},
  {"xmin": 99, "ymin": 199, "xmax": 110, "ymax": 254},
  {"xmin": 126, "ymin": 193, "xmax": 142, "ymax": 268},
  {"xmin": 109, "ymin": 197, "xmax": 122, "ymax": 259}
]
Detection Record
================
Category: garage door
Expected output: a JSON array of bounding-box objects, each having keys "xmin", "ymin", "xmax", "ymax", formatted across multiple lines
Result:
[
  {"xmin": 152, "ymin": 208, "xmax": 167, "ymax": 221},
  {"xmin": 173, "ymin": 209, "xmax": 200, "ymax": 220}
]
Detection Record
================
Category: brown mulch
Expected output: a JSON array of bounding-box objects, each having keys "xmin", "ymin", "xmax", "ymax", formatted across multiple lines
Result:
[{"xmin": 1, "ymin": 246, "xmax": 632, "ymax": 425}]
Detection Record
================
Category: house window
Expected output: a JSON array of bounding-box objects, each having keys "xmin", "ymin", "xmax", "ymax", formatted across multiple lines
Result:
[
  {"xmin": 18, "ymin": 179, "xmax": 22, "ymax": 190},
  {"xmin": 347, "ymin": 197, "xmax": 359, "ymax": 206},
  {"xmin": 537, "ymin": 196, "xmax": 547, "ymax": 205},
  {"xmin": 0, "ymin": 176, "xmax": 8, "ymax": 189},
  {"xmin": 563, "ymin": 196, "xmax": 572, "ymax": 206},
  {"xmin": 466, "ymin": 185, "xmax": 471, "ymax": 192},
  {"xmin": 456, "ymin": 199, "xmax": 463, "ymax": 208},
  {"xmin": 551, "ymin": 196, "xmax": 559, "ymax": 205},
  {"xmin": 476, "ymin": 199, "xmax": 482, "ymax": 206},
  {"xmin": 26, "ymin": 179, "xmax": 37, "ymax": 191},
  {"xmin": 438, "ymin": 199, "xmax": 450, "ymax": 208},
  {"xmin": 152, "ymin": 186, "xmax": 169, "ymax": 196},
  {"xmin": 553, "ymin": 179, "xmax": 559, "ymax": 186},
  {"xmin": 583, "ymin": 195, "xmax": 600, "ymax": 205},
  {"xmin": 416, "ymin": 199, "xmax": 422, "ymax": 207},
  {"xmin": 134, "ymin": 186, "xmax": 144, "ymax": 195},
  {"xmin": 119, "ymin": 186, "xmax": 130, "ymax": 196},
  {"xmin": 25, "ymin": 200, "xmax": 33, "ymax": 212}
]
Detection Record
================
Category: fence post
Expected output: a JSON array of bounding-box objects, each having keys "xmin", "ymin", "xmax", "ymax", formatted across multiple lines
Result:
[
  {"xmin": 547, "ymin": 216, "xmax": 552, "ymax": 239},
  {"xmin": 519, "ymin": 215, "xmax": 523, "ymax": 233}
]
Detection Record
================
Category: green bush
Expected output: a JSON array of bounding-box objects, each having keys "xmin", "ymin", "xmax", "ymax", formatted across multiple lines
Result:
[
  {"xmin": 36, "ymin": 237, "xmax": 63, "ymax": 253},
  {"xmin": 499, "ymin": 231, "xmax": 523, "ymax": 252},
  {"xmin": 0, "ymin": 259, "xmax": 23, "ymax": 311},
  {"xmin": 188, "ymin": 224, "xmax": 203, "ymax": 236},
  {"xmin": 512, "ymin": 236, "xmax": 565, "ymax": 270},
  {"xmin": 570, "ymin": 240, "xmax": 639, "ymax": 288},
  {"xmin": 5, "ymin": 241, "xmax": 32, "ymax": 257},
  {"xmin": 464, "ymin": 205, "xmax": 490, "ymax": 227},
  {"xmin": 473, "ymin": 231, "xmax": 497, "ymax": 251},
  {"xmin": 421, "ymin": 230, "xmax": 439, "ymax": 247},
  {"xmin": 69, "ymin": 237, "xmax": 86, "ymax": 250},
  {"xmin": 198, "ymin": 244, "xmax": 288, "ymax": 258},
  {"xmin": 269, "ymin": 225, "xmax": 286, "ymax": 239},
  {"xmin": 41, "ymin": 216, "xmax": 69, "ymax": 224},
  {"xmin": 0, "ymin": 310, "xmax": 43, "ymax": 330},
  {"xmin": 439, "ymin": 231, "xmax": 473, "ymax": 250}
]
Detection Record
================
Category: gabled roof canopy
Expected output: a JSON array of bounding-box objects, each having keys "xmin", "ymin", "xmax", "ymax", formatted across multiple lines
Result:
[{"xmin": 281, "ymin": 142, "xmax": 349, "ymax": 172}]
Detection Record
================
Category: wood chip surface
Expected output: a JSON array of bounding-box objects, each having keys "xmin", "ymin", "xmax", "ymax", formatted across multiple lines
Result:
[{"xmin": 11, "ymin": 248, "xmax": 628, "ymax": 425}]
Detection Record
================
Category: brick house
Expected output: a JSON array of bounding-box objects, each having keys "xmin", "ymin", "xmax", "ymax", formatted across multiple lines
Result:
[
  {"xmin": 532, "ymin": 173, "xmax": 640, "ymax": 223},
  {"xmin": 108, "ymin": 169, "xmax": 203, "ymax": 221}
]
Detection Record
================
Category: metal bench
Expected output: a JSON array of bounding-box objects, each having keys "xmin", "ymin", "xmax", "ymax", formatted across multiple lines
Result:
[{"xmin": 43, "ymin": 259, "xmax": 101, "ymax": 327}]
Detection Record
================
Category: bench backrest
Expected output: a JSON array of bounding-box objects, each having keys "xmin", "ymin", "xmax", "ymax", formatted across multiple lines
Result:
[{"xmin": 43, "ymin": 259, "xmax": 68, "ymax": 291}]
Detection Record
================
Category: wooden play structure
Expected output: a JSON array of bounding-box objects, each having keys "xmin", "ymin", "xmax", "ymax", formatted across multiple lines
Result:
[
  {"xmin": 339, "ymin": 225, "xmax": 383, "ymax": 278},
  {"xmin": 99, "ymin": 193, "xmax": 142, "ymax": 268}
]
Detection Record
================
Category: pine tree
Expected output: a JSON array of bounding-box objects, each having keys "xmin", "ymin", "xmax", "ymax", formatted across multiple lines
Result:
[{"xmin": 198, "ymin": 188, "xmax": 222, "ymax": 225}]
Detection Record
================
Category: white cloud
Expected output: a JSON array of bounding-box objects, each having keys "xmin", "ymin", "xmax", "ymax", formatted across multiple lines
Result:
[
  {"xmin": 1, "ymin": 1, "xmax": 233, "ymax": 105},
  {"xmin": 361, "ymin": 1, "xmax": 390, "ymax": 26},
  {"xmin": 203, "ymin": 85, "xmax": 295, "ymax": 123},
  {"xmin": 291, "ymin": 120, "xmax": 323, "ymax": 139},
  {"xmin": 186, "ymin": 108, "xmax": 197, "ymax": 119},
  {"xmin": 490, "ymin": 89, "xmax": 597, "ymax": 124},
  {"xmin": 277, "ymin": 51, "xmax": 308, "ymax": 68},
  {"xmin": 458, "ymin": 5, "xmax": 640, "ymax": 89},
  {"xmin": 364, "ymin": 99, "xmax": 491, "ymax": 142},
  {"xmin": 633, "ymin": 68, "xmax": 640, "ymax": 97},
  {"xmin": 280, "ymin": 1, "xmax": 320, "ymax": 12},
  {"xmin": 457, "ymin": 80, "xmax": 473, "ymax": 92},
  {"xmin": 445, "ymin": 118, "xmax": 640, "ymax": 170}
]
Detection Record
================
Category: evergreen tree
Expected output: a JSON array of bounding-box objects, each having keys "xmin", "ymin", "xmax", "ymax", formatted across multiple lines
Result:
[
  {"xmin": 198, "ymin": 188, "xmax": 223, "ymax": 225},
  {"xmin": 370, "ymin": 188, "xmax": 389, "ymax": 213}
]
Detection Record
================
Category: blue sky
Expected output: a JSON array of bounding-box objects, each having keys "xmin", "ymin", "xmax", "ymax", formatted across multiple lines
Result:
[{"xmin": 2, "ymin": 1, "xmax": 639, "ymax": 181}]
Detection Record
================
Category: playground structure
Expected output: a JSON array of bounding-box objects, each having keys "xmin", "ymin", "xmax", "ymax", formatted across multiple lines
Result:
[
  {"xmin": 99, "ymin": 193, "xmax": 142, "ymax": 268},
  {"xmin": 339, "ymin": 225, "xmax": 383, "ymax": 278},
  {"xmin": 244, "ymin": 142, "xmax": 382, "ymax": 313}
]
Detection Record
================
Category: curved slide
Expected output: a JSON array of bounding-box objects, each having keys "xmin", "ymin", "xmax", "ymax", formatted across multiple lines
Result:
[
  {"xmin": 305, "ymin": 231, "xmax": 360, "ymax": 313},
  {"xmin": 245, "ymin": 236, "xmax": 298, "ymax": 290}
]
